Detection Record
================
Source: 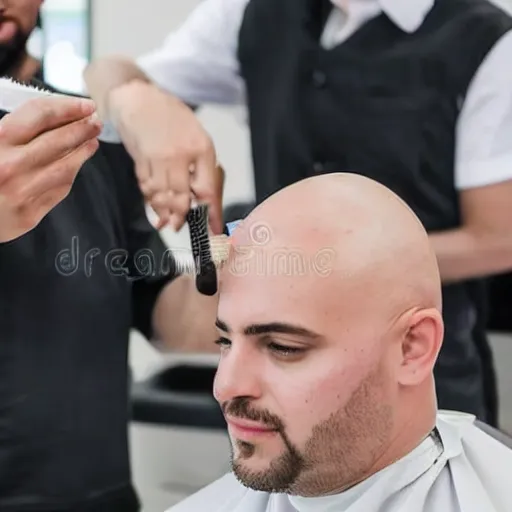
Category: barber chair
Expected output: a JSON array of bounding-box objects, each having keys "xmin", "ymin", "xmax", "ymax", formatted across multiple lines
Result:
[
  {"xmin": 475, "ymin": 420, "xmax": 512, "ymax": 449},
  {"xmin": 222, "ymin": 201, "xmax": 255, "ymax": 225},
  {"xmin": 129, "ymin": 359, "xmax": 229, "ymax": 502},
  {"xmin": 130, "ymin": 361, "xmax": 225, "ymax": 430}
]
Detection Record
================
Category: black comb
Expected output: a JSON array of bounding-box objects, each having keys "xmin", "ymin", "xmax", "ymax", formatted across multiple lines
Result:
[{"xmin": 186, "ymin": 204, "xmax": 218, "ymax": 296}]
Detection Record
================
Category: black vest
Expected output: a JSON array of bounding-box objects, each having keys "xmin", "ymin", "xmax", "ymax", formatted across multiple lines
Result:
[{"xmin": 237, "ymin": 0, "xmax": 512, "ymax": 424}]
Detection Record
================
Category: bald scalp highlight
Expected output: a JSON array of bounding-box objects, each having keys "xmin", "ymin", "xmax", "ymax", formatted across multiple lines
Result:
[{"xmin": 226, "ymin": 172, "xmax": 442, "ymax": 318}]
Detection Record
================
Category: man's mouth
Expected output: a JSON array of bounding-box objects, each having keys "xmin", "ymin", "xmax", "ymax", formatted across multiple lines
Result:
[
  {"xmin": 226, "ymin": 417, "xmax": 279, "ymax": 440},
  {"xmin": 0, "ymin": 19, "xmax": 17, "ymax": 43}
]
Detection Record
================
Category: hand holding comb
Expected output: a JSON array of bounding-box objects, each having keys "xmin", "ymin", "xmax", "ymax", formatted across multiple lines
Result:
[
  {"xmin": 0, "ymin": 77, "xmax": 236, "ymax": 293},
  {"xmin": 0, "ymin": 77, "xmax": 121, "ymax": 143}
]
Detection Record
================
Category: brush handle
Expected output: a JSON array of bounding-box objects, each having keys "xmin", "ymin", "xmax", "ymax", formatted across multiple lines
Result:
[{"xmin": 196, "ymin": 260, "xmax": 218, "ymax": 296}]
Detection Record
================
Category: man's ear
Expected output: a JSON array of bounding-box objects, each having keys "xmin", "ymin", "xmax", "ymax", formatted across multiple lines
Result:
[{"xmin": 397, "ymin": 308, "xmax": 444, "ymax": 386}]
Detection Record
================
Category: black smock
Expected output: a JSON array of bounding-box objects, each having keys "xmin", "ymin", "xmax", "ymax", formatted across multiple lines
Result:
[
  {"xmin": 237, "ymin": 0, "xmax": 512, "ymax": 426},
  {"xmin": 0, "ymin": 108, "xmax": 178, "ymax": 510}
]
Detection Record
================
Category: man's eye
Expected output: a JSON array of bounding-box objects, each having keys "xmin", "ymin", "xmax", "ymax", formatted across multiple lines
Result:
[
  {"xmin": 215, "ymin": 337, "xmax": 231, "ymax": 348},
  {"xmin": 268, "ymin": 342, "xmax": 304, "ymax": 357}
]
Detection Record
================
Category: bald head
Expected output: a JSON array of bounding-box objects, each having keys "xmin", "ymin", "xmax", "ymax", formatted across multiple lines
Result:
[
  {"xmin": 227, "ymin": 172, "xmax": 441, "ymax": 314},
  {"xmin": 214, "ymin": 173, "xmax": 444, "ymax": 497}
]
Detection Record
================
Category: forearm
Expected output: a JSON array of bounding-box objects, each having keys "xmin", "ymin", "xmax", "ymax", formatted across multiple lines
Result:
[
  {"xmin": 83, "ymin": 57, "xmax": 152, "ymax": 119},
  {"xmin": 152, "ymin": 274, "xmax": 220, "ymax": 353},
  {"xmin": 429, "ymin": 227, "xmax": 512, "ymax": 283}
]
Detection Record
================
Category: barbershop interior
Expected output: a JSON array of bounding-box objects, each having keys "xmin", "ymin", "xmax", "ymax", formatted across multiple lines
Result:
[{"xmin": 2, "ymin": 0, "xmax": 512, "ymax": 511}]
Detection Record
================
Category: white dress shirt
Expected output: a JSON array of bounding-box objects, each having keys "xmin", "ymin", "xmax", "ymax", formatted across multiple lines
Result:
[
  {"xmin": 164, "ymin": 411, "xmax": 512, "ymax": 512},
  {"xmin": 137, "ymin": 0, "xmax": 512, "ymax": 190}
]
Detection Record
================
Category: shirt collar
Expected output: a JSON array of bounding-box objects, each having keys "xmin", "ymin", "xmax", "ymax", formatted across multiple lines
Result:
[{"xmin": 331, "ymin": 0, "xmax": 435, "ymax": 33}]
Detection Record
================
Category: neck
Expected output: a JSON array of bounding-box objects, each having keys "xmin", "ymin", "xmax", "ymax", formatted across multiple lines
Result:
[
  {"xmin": 367, "ymin": 412, "xmax": 436, "ymax": 478},
  {"xmin": 327, "ymin": 400, "xmax": 437, "ymax": 496},
  {"xmin": 8, "ymin": 52, "xmax": 41, "ymax": 82}
]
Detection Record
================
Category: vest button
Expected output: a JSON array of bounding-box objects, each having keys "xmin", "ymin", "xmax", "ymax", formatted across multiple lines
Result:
[
  {"xmin": 313, "ymin": 161, "xmax": 325, "ymax": 173},
  {"xmin": 312, "ymin": 70, "xmax": 327, "ymax": 88}
]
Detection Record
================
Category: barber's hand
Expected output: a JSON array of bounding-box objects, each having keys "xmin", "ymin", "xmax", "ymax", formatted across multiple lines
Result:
[
  {"xmin": 0, "ymin": 97, "xmax": 101, "ymax": 243},
  {"xmin": 107, "ymin": 80, "xmax": 224, "ymax": 234}
]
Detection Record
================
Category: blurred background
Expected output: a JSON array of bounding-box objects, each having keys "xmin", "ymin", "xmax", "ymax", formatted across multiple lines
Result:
[{"xmin": 29, "ymin": 1, "xmax": 512, "ymax": 510}]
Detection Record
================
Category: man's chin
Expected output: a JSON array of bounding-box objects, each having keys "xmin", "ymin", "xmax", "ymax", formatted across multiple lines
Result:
[
  {"xmin": 232, "ymin": 462, "xmax": 283, "ymax": 493},
  {"xmin": 231, "ymin": 450, "xmax": 304, "ymax": 494},
  {"xmin": 233, "ymin": 452, "xmax": 273, "ymax": 472}
]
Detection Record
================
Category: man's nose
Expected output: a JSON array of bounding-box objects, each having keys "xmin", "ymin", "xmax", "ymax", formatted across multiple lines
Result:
[{"xmin": 213, "ymin": 346, "xmax": 262, "ymax": 404}]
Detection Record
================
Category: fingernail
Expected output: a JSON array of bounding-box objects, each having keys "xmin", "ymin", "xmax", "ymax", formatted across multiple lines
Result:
[
  {"xmin": 169, "ymin": 214, "xmax": 180, "ymax": 232},
  {"xmin": 81, "ymin": 99, "xmax": 96, "ymax": 115},
  {"xmin": 88, "ymin": 113, "xmax": 103, "ymax": 128},
  {"xmin": 146, "ymin": 205, "xmax": 159, "ymax": 228}
]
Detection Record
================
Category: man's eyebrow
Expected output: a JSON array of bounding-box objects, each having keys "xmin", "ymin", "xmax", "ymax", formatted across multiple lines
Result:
[
  {"xmin": 244, "ymin": 323, "xmax": 321, "ymax": 339},
  {"xmin": 215, "ymin": 318, "xmax": 229, "ymax": 332},
  {"xmin": 215, "ymin": 318, "xmax": 320, "ymax": 339}
]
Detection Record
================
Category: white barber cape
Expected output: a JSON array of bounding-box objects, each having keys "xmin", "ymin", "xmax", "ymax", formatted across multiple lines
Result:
[{"xmin": 165, "ymin": 411, "xmax": 512, "ymax": 512}]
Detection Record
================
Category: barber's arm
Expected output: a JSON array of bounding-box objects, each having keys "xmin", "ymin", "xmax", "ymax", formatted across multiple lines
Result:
[
  {"xmin": 152, "ymin": 276, "xmax": 219, "ymax": 353},
  {"xmin": 429, "ymin": 31, "xmax": 512, "ymax": 283},
  {"xmin": 83, "ymin": 0, "xmax": 247, "ymax": 236},
  {"xmin": 430, "ymin": 180, "xmax": 512, "ymax": 282},
  {"xmin": 101, "ymin": 142, "xmax": 218, "ymax": 352}
]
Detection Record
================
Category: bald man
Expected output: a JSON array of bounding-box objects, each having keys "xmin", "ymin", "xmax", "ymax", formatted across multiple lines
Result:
[{"xmin": 166, "ymin": 173, "xmax": 512, "ymax": 512}]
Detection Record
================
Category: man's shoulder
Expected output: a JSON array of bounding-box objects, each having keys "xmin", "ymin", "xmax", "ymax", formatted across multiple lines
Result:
[
  {"xmin": 165, "ymin": 472, "xmax": 261, "ymax": 511},
  {"xmin": 437, "ymin": 410, "xmax": 512, "ymax": 510}
]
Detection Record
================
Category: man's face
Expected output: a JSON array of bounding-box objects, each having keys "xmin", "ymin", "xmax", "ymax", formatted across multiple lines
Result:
[
  {"xmin": 213, "ymin": 226, "xmax": 400, "ymax": 496},
  {"xmin": 0, "ymin": 0, "xmax": 43, "ymax": 74}
]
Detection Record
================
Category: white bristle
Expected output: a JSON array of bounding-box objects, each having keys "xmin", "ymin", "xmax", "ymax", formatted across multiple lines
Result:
[
  {"xmin": 0, "ymin": 77, "xmax": 121, "ymax": 143},
  {"xmin": 170, "ymin": 234, "xmax": 230, "ymax": 275}
]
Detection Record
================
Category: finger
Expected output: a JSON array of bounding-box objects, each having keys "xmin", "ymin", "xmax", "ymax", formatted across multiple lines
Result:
[
  {"xmin": 134, "ymin": 159, "xmax": 155, "ymax": 190},
  {"xmin": 15, "ymin": 138, "xmax": 99, "ymax": 204},
  {"xmin": 192, "ymin": 157, "xmax": 224, "ymax": 235},
  {"xmin": 0, "ymin": 115, "xmax": 98, "ymax": 190},
  {"xmin": 137, "ymin": 160, "xmax": 155, "ymax": 197},
  {"xmin": 146, "ymin": 154, "xmax": 191, "ymax": 232},
  {"xmin": 23, "ymin": 114, "xmax": 102, "ymax": 169},
  {"xmin": 0, "ymin": 96, "xmax": 97, "ymax": 145},
  {"xmin": 149, "ymin": 191, "xmax": 171, "ymax": 230},
  {"xmin": 155, "ymin": 216, "xmax": 170, "ymax": 231},
  {"xmin": 149, "ymin": 157, "xmax": 169, "ymax": 198},
  {"xmin": 139, "ymin": 157, "xmax": 170, "ymax": 227},
  {"xmin": 167, "ymin": 159, "xmax": 192, "ymax": 232},
  {"xmin": 23, "ymin": 184, "xmax": 75, "ymax": 224}
]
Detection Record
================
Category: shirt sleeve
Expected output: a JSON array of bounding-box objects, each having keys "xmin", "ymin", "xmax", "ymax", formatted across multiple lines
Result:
[
  {"xmin": 455, "ymin": 29, "xmax": 512, "ymax": 190},
  {"xmin": 136, "ymin": 0, "xmax": 250, "ymax": 106},
  {"xmin": 99, "ymin": 142, "xmax": 180, "ymax": 340}
]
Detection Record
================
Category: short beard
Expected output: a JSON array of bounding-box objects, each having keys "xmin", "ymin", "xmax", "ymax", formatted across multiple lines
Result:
[
  {"xmin": 223, "ymin": 368, "xmax": 394, "ymax": 496},
  {"xmin": 0, "ymin": 30, "xmax": 29, "ymax": 78},
  {"xmin": 231, "ymin": 428, "xmax": 308, "ymax": 494}
]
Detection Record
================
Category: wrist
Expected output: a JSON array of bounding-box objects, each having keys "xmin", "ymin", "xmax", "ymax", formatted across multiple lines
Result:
[{"xmin": 104, "ymin": 79, "xmax": 153, "ymax": 126}]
